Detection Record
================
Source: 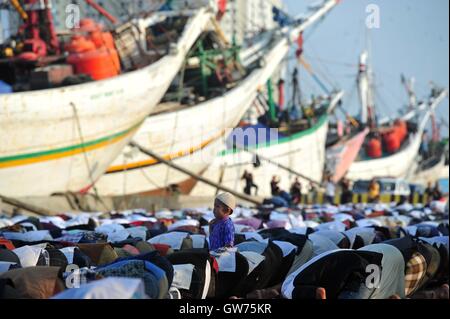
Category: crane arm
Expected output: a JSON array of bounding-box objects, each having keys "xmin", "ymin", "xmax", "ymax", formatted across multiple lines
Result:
[{"xmin": 9, "ymin": 0, "xmax": 28, "ymax": 21}]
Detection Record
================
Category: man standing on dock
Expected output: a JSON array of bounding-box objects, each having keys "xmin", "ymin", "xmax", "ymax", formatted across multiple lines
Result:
[
  {"xmin": 325, "ymin": 176, "xmax": 336, "ymax": 205},
  {"xmin": 242, "ymin": 170, "xmax": 258, "ymax": 196},
  {"xmin": 340, "ymin": 178, "xmax": 353, "ymax": 204},
  {"xmin": 290, "ymin": 178, "xmax": 302, "ymax": 204},
  {"xmin": 271, "ymin": 176, "xmax": 281, "ymax": 196},
  {"xmin": 420, "ymin": 130, "xmax": 430, "ymax": 159}
]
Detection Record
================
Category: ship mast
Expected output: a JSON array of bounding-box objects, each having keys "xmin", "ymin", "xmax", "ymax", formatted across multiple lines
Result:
[
  {"xmin": 401, "ymin": 74, "xmax": 417, "ymax": 111},
  {"xmin": 357, "ymin": 51, "xmax": 376, "ymax": 128}
]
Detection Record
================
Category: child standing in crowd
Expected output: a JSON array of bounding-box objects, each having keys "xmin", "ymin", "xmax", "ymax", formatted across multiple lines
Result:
[{"xmin": 209, "ymin": 193, "xmax": 236, "ymax": 251}]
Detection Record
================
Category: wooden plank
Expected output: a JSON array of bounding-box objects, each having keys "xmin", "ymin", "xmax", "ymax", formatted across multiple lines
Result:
[
  {"xmin": 0, "ymin": 194, "xmax": 54, "ymax": 216},
  {"xmin": 130, "ymin": 142, "xmax": 263, "ymax": 205}
]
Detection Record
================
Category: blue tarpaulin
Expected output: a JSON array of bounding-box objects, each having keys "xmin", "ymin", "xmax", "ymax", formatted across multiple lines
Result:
[
  {"xmin": 0, "ymin": 80, "xmax": 12, "ymax": 94},
  {"xmin": 272, "ymin": 7, "xmax": 295, "ymax": 27}
]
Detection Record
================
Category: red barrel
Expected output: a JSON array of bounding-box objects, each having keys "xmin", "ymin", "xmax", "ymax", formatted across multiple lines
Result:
[
  {"xmin": 366, "ymin": 138, "xmax": 383, "ymax": 158},
  {"xmin": 383, "ymin": 131, "xmax": 401, "ymax": 153},
  {"xmin": 394, "ymin": 120, "xmax": 408, "ymax": 142},
  {"xmin": 68, "ymin": 48, "xmax": 120, "ymax": 81},
  {"xmin": 66, "ymin": 35, "xmax": 96, "ymax": 53},
  {"xmin": 67, "ymin": 25, "xmax": 120, "ymax": 81},
  {"xmin": 90, "ymin": 31, "xmax": 116, "ymax": 50},
  {"xmin": 80, "ymin": 18, "xmax": 100, "ymax": 32}
]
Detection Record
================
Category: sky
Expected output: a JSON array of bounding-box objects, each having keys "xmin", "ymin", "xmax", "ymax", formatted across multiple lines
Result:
[
  {"xmin": 283, "ymin": 0, "xmax": 449, "ymax": 137},
  {"xmin": 0, "ymin": 9, "xmax": 9, "ymax": 42}
]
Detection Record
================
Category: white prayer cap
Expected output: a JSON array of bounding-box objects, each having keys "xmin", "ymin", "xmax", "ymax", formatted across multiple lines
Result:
[{"xmin": 216, "ymin": 193, "xmax": 236, "ymax": 211}]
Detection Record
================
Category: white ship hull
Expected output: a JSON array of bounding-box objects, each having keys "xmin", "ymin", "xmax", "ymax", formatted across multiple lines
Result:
[
  {"xmin": 0, "ymin": 9, "xmax": 213, "ymax": 197},
  {"xmin": 346, "ymin": 91, "xmax": 448, "ymax": 181},
  {"xmin": 412, "ymin": 156, "xmax": 448, "ymax": 185}
]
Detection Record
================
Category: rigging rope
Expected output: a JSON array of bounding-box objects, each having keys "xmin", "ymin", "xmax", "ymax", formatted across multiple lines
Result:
[
  {"xmin": 70, "ymin": 102, "xmax": 109, "ymax": 211},
  {"xmin": 299, "ymin": 56, "xmax": 330, "ymax": 95},
  {"xmin": 305, "ymin": 44, "xmax": 339, "ymax": 89}
]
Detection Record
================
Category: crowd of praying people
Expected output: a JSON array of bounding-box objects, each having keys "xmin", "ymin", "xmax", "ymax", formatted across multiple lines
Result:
[{"xmin": 0, "ymin": 190, "xmax": 448, "ymax": 300}]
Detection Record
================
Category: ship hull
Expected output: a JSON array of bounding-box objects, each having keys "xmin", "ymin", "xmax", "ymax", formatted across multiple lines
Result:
[{"xmin": 0, "ymin": 9, "xmax": 213, "ymax": 197}]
